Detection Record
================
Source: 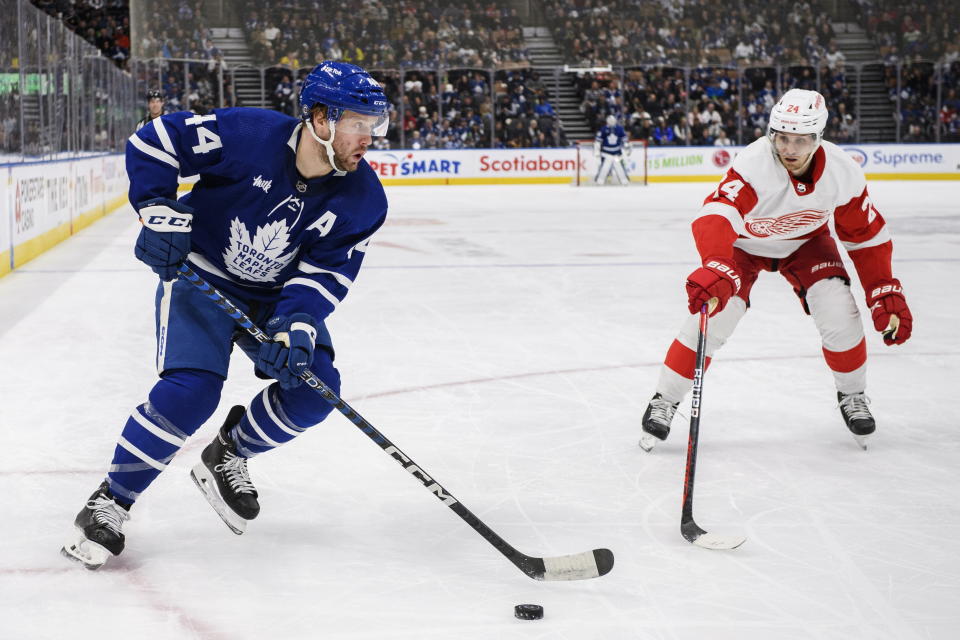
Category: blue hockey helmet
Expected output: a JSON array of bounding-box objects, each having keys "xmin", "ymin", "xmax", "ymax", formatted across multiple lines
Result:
[{"xmin": 299, "ymin": 61, "xmax": 389, "ymax": 136}]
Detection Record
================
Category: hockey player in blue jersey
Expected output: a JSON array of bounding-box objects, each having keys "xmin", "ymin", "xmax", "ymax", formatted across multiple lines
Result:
[
  {"xmin": 593, "ymin": 115, "xmax": 631, "ymax": 185},
  {"xmin": 62, "ymin": 61, "xmax": 391, "ymax": 570}
]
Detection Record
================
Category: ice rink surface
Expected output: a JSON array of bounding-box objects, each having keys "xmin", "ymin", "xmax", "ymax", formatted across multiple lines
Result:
[{"xmin": 0, "ymin": 181, "xmax": 958, "ymax": 640}]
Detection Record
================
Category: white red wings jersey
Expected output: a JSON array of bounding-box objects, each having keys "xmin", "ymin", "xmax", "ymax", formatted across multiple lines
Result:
[{"xmin": 695, "ymin": 137, "xmax": 891, "ymax": 261}]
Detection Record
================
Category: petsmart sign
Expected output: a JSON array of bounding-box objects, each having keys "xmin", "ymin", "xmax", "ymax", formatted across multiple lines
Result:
[{"xmin": 839, "ymin": 144, "xmax": 960, "ymax": 179}]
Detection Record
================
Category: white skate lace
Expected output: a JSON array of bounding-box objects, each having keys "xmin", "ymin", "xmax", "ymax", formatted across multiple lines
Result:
[
  {"xmin": 649, "ymin": 397, "xmax": 678, "ymax": 426},
  {"xmin": 215, "ymin": 452, "xmax": 256, "ymax": 495},
  {"xmin": 839, "ymin": 393, "xmax": 872, "ymax": 420},
  {"xmin": 86, "ymin": 496, "xmax": 130, "ymax": 535}
]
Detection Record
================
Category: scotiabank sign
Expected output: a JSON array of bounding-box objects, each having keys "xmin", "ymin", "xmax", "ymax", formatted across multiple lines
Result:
[{"xmin": 478, "ymin": 152, "xmax": 581, "ymax": 174}]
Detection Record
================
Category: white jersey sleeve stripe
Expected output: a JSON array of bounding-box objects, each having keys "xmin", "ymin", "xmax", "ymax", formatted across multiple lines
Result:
[
  {"xmin": 284, "ymin": 277, "xmax": 341, "ymax": 308},
  {"xmin": 130, "ymin": 409, "xmax": 186, "ymax": 446},
  {"xmin": 117, "ymin": 436, "xmax": 167, "ymax": 471},
  {"xmin": 128, "ymin": 132, "xmax": 180, "ymax": 170},
  {"xmin": 699, "ymin": 200, "xmax": 746, "ymax": 235},
  {"xmin": 152, "ymin": 117, "xmax": 176, "ymax": 156},
  {"xmin": 296, "ymin": 261, "xmax": 354, "ymax": 287},
  {"xmin": 841, "ymin": 227, "xmax": 892, "ymax": 252}
]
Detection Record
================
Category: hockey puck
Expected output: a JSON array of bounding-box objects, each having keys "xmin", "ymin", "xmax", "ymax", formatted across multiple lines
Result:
[{"xmin": 514, "ymin": 604, "xmax": 544, "ymax": 620}]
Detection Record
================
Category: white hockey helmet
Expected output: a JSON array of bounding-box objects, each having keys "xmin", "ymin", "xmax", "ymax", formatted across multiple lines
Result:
[
  {"xmin": 767, "ymin": 89, "xmax": 828, "ymax": 146},
  {"xmin": 606, "ymin": 114, "xmax": 617, "ymax": 127}
]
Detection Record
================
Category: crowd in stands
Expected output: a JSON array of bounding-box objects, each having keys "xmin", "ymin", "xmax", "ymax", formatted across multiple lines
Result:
[
  {"xmin": 240, "ymin": 0, "xmax": 530, "ymax": 70},
  {"xmin": 7, "ymin": 0, "xmax": 960, "ymax": 148},
  {"xmin": 31, "ymin": 0, "xmax": 130, "ymax": 65},
  {"xmin": 542, "ymin": 0, "xmax": 839, "ymax": 68},
  {"xmin": 574, "ymin": 59, "xmax": 859, "ymax": 148},
  {"xmin": 852, "ymin": 0, "xmax": 959, "ymax": 141},
  {"xmin": 852, "ymin": 0, "xmax": 959, "ymax": 64},
  {"xmin": 362, "ymin": 68, "xmax": 565, "ymax": 149}
]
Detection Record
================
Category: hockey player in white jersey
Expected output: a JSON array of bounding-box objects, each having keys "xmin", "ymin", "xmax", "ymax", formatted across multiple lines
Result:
[
  {"xmin": 594, "ymin": 115, "xmax": 631, "ymax": 185},
  {"xmin": 638, "ymin": 89, "xmax": 913, "ymax": 451},
  {"xmin": 62, "ymin": 61, "xmax": 391, "ymax": 569}
]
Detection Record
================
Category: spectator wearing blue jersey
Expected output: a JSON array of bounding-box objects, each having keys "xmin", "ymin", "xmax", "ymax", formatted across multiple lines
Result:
[{"xmin": 62, "ymin": 61, "xmax": 391, "ymax": 570}]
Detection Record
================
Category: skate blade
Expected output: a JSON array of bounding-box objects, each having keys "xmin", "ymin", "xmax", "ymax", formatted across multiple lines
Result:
[
  {"xmin": 638, "ymin": 433, "xmax": 658, "ymax": 452},
  {"xmin": 61, "ymin": 530, "xmax": 111, "ymax": 570},
  {"xmin": 852, "ymin": 433, "xmax": 870, "ymax": 450},
  {"xmin": 190, "ymin": 465, "xmax": 247, "ymax": 535}
]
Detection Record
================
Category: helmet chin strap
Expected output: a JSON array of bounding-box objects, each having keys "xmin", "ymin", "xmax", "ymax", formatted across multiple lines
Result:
[{"xmin": 305, "ymin": 118, "xmax": 346, "ymax": 176}]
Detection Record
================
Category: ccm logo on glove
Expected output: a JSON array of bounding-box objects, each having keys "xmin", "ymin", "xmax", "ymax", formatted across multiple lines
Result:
[
  {"xmin": 134, "ymin": 198, "xmax": 195, "ymax": 281},
  {"xmin": 141, "ymin": 207, "xmax": 193, "ymax": 232}
]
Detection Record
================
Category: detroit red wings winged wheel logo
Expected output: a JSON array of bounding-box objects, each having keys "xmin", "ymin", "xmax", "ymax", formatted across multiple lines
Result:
[{"xmin": 745, "ymin": 209, "xmax": 828, "ymax": 238}]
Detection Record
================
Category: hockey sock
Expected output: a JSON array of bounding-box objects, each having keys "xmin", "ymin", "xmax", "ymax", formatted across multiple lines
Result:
[
  {"xmin": 806, "ymin": 278, "xmax": 867, "ymax": 393},
  {"xmin": 232, "ymin": 351, "xmax": 341, "ymax": 457},
  {"xmin": 107, "ymin": 369, "xmax": 223, "ymax": 503}
]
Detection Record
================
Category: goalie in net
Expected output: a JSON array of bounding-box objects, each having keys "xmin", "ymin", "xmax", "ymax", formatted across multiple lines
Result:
[{"xmin": 573, "ymin": 115, "xmax": 647, "ymax": 186}]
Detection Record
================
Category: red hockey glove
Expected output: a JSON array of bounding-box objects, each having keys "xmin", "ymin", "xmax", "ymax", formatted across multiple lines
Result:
[
  {"xmin": 866, "ymin": 279, "xmax": 912, "ymax": 345},
  {"xmin": 686, "ymin": 257, "xmax": 741, "ymax": 316}
]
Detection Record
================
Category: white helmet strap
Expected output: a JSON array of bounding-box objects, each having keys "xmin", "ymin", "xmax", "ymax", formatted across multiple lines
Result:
[{"xmin": 305, "ymin": 117, "xmax": 347, "ymax": 176}]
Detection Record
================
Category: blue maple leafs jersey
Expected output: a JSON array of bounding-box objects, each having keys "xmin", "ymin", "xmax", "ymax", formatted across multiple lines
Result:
[
  {"xmin": 126, "ymin": 108, "xmax": 388, "ymax": 325},
  {"xmin": 595, "ymin": 125, "xmax": 628, "ymax": 156}
]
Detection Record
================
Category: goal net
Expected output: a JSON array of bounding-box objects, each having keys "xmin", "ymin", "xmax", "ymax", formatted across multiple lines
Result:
[{"xmin": 571, "ymin": 138, "xmax": 648, "ymax": 186}]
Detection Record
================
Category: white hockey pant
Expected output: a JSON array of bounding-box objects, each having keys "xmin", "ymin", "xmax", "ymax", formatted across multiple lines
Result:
[
  {"xmin": 805, "ymin": 277, "xmax": 867, "ymax": 394},
  {"xmin": 655, "ymin": 278, "xmax": 867, "ymax": 402},
  {"xmin": 656, "ymin": 297, "xmax": 747, "ymax": 403},
  {"xmin": 595, "ymin": 153, "xmax": 629, "ymax": 185}
]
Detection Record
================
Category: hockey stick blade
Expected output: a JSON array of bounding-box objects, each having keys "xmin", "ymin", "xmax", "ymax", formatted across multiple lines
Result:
[
  {"xmin": 528, "ymin": 548, "xmax": 614, "ymax": 581},
  {"xmin": 682, "ymin": 519, "xmax": 746, "ymax": 550},
  {"xmin": 177, "ymin": 264, "xmax": 615, "ymax": 582}
]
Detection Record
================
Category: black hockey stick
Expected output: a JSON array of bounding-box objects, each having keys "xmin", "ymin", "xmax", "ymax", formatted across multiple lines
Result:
[
  {"xmin": 177, "ymin": 264, "xmax": 614, "ymax": 580},
  {"xmin": 680, "ymin": 302, "xmax": 746, "ymax": 550}
]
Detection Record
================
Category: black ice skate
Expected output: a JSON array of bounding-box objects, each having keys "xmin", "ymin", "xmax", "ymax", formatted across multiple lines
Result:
[
  {"xmin": 639, "ymin": 393, "xmax": 680, "ymax": 452},
  {"xmin": 838, "ymin": 391, "xmax": 876, "ymax": 450},
  {"xmin": 61, "ymin": 481, "xmax": 131, "ymax": 570},
  {"xmin": 190, "ymin": 405, "xmax": 260, "ymax": 534}
]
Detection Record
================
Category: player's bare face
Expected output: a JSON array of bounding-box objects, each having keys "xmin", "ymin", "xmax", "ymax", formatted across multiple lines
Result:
[
  {"xmin": 148, "ymin": 98, "xmax": 163, "ymax": 118},
  {"xmin": 331, "ymin": 111, "xmax": 378, "ymax": 172},
  {"xmin": 772, "ymin": 131, "xmax": 817, "ymax": 175}
]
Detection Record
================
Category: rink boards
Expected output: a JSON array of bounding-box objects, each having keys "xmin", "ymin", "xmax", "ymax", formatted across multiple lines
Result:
[
  {"xmin": 0, "ymin": 154, "xmax": 128, "ymax": 277},
  {"xmin": 1, "ymin": 143, "xmax": 957, "ymax": 278}
]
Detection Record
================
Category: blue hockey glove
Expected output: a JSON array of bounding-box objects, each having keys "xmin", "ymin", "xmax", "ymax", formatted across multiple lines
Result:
[
  {"xmin": 256, "ymin": 314, "xmax": 318, "ymax": 389},
  {"xmin": 134, "ymin": 197, "xmax": 194, "ymax": 281}
]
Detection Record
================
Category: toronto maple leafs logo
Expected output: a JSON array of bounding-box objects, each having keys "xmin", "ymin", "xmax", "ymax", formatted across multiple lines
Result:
[
  {"xmin": 745, "ymin": 209, "xmax": 828, "ymax": 238},
  {"xmin": 222, "ymin": 217, "xmax": 296, "ymax": 283}
]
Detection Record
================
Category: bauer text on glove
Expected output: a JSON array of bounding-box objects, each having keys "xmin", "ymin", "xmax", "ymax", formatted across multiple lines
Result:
[
  {"xmin": 685, "ymin": 257, "xmax": 741, "ymax": 316},
  {"xmin": 867, "ymin": 279, "xmax": 912, "ymax": 345}
]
